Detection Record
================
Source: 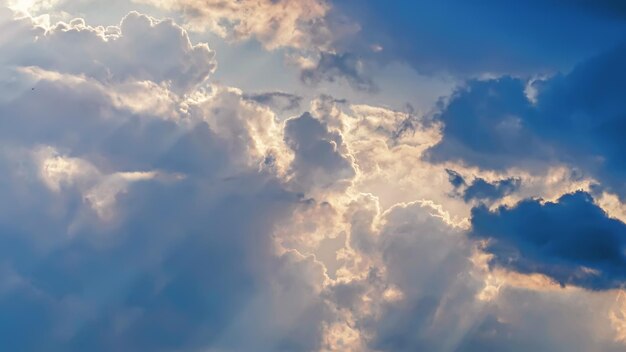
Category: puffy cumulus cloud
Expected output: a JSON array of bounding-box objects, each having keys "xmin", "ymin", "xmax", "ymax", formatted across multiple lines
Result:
[
  {"xmin": 192, "ymin": 86, "xmax": 294, "ymax": 174},
  {"xmin": 274, "ymin": 94, "xmax": 626, "ymax": 347},
  {"xmin": 447, "ymin": 170, "xmax": 522, "ymax": 203},
  {"xmin": 134, "ymin": 0, "xmax": 333, "ymax": 51},
  {"xmin": 428, "ymin": 44, "xmax": 626, "ymax": 200},
  {"xmin": 0, "ymin": 7, "xmax": 340, "ymax": 351},
  {"xmin": 0, "ymin": 7, "xmax": 215, "ymax": 94},
  {"xmin": 306, "ymin": 100, "xmax": 473, "ymax": 222},
  {"xmin": 471, "ymin": 191, "xmax": 626, "ymax": 290}
]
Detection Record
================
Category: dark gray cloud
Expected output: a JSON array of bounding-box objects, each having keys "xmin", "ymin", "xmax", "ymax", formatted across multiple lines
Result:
[
  {"xmin": 463, "ymin": 177, "xmax": 521, "ymax": 202},
  {"xmin": 427, "ymin": 77, "xmax": 552, "ymax": 170},
  {"xmin": 446, "ymin": 170, "xmax": 522, "ymax": 202},
  {"xmin": 243, "ymin": 91, "xmax": 303, "ymax": 112},
  {"xmin": 446, "ymin": 169, "xmax": 466, "ymax": 188},
  {"xmin": 471, "ymin": 191, "xmax": 626, "ymax": 290},
  {"xmin": 429, "ymin": 43, "xmax": 626, "ymax": 199}
]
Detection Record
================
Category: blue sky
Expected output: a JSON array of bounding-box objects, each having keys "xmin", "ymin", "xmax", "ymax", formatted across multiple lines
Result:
[{"xmin": 1, "ymin": 1, "xmax": 626, "ymax": 351}]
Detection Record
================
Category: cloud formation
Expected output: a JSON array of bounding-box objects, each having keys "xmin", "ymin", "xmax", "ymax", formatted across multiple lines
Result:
[
  {"xmin": 447, "ymin": 170, "xmax": 522, "ymax": 202},
  {"xmin": 324, "ymin": 195, "xmax": 626, "ymax": 351},
  {"xmin": 284, "ymin": 112, "xmax": 356, "ymax": 192},
  {"xmin": 0, "ymin": 7, "xmax": 334, "ymax": 351},
  {"xmin": 3, "ymin": 2, "xmax": 626, "ymax": 351},
  {"xmin": 428, "ymin": 44, "xmax": 626, "ymax": 199},
  {"xmin": 472, "ymin": 191, "xmax": 626, "ymax": 290},
  {"xmin": 134, "ymin": 0, "xmax": 333, "ymax": 50},
  {"xmin": 0, "ymin": 9, "xmax": 215, "ymax": 94}
]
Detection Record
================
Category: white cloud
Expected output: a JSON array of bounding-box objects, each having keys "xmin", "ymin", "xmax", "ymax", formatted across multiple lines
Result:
[
  {"xmin": 0, "ymin": 8, "xmax": 215, "ymax": 94},
  {"xmin": 134, "ymin": 0, "xmax": 333, "ymax": 51}
]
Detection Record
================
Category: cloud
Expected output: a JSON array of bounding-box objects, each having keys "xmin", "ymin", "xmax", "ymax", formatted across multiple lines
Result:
[
  {"xmin": 463, "ymin": 177, "xmax": 521, "ymax": 202},
  {"xmin": 134, "ymin": 0, "xmax": 333, "ymax": 51},
  {"xmin": 447, "ymin": 170, "xmax": 522, "ymax": 202},
  {"xmin": 360, "ymin": 202, "xmax": 480, "ymax": 351},
  {"xmin": 446, "ymin": 169, "xmax": 466, "ymax": 188},
  {"xmin": 326, "ymin": 194, "xmax": 626, "ymax": 351},
  {"xmin": 243, "ymin": 91, "xmax": 303, "ymax": 112},
  {"xmin": 133, "ymin": 0, "xmax": 378, "ymax": 92},
  {"xmin": 300, "ymin": 52, "xmax": 378, "ymax": 92},
  {"xmin": 471, "ymin": 191, "xmax": 626, "ymax": 290},
  {"xmin": 0, "ymin": 9, "xmax": 215, "ymax": 94},
  {"xmin": 457, "ymin": 287, "xmax": 626, "ymax": 352},
  {"xmin": 78, "ymin": 0, "xmax": 626, "ymax": 96},
  {"xmin": 3, "ymin": 3, "xmax": 626, "ymax": 352},
  {"xmin": 284, "ymin": 112, "xmax": 356, "ymax": 192},
  {"xmin": 138, "ymin": 0, "xmax": 626, "ymax": 81},
  {"xmin": 428, "ymin": 44, "xmax": 626, "ymax": 199},
  {"xmin": 0, "ymin": 8, "xmax": 335, "ymax": 351},
  {"xmin": 426, "ymin": 77, "xmax": 551, "ymax": 170}
]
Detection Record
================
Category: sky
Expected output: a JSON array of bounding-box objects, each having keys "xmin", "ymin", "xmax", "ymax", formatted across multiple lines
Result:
[{"xmin": 1, "ymin": 0, "xmax": 626, "ymax": 351}]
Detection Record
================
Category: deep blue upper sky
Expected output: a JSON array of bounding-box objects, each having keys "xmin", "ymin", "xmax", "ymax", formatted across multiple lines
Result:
[{"xmin": 334, "ymin": 0, "xmax": 626, "ymax": 75}]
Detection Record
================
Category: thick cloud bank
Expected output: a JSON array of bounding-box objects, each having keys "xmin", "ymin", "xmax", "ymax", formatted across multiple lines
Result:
[
  {"xmin": 429, "ymin": 44, "xmax": 626, "ymax": 199},
  {"xmin": 472, "ymin": 191, "xmax": 626, "ymax": 290}
]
